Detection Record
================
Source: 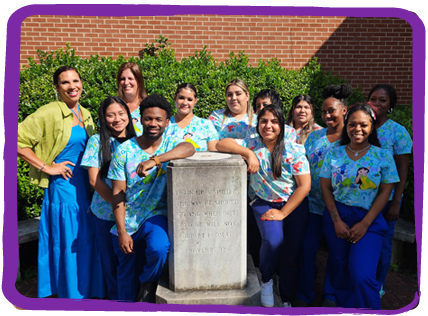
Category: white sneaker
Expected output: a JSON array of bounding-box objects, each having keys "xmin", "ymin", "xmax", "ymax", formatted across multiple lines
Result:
[
  {"xmin": 261, "ymin": 279, "xmax": 274, "ymax": 307},
  {"xmin": 379, "ymin": 284, "xmax": 385, "ymax": 298},
  {"xmin": 283, "ymin": 302, "xmax": 292, "ymax": 308}
]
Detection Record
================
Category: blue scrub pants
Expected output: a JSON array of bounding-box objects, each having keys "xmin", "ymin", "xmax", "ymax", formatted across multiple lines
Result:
[
  {"xmin": 323, "ymin": 202, "xmax": 387, "ymax": 309},
  {"xmin": 295, "ymin": 212, "xmax": 335, "ymax": 304},
  {"xmin": 113, "ymin": 215, "xmax": 169, "ymax": 301},
  {"xmin": 247, "ymin": 195, "xmax": 261, "ymax": 267},
  {"xmin": 251, "ymin": 197, "xmax": 309, "ymax": 303},
  {"xmin": 92, "ymin": 214, "xmax": 119, "ymax": 300},
  {"xmin": 376, "ymin": 200, "xmax": 401, "ymax": 290}
]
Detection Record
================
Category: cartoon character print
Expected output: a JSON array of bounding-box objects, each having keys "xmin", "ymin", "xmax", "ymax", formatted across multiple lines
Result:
[
  {"xmin": 333, "ymin": 164, "xmax": 347, "ymax": 185},
  {"xmin": 208, "ymin": 109, "xmax": 257, "ymax": 139},
  {"xmin": 354, "ymin": 167, "xmax": 377, "ymax": 190},
  {"xmin": 332, "ymin": 163, "xmax": 355, "ymax": 188},
  {"xmin": 183, "ymin": 132, "xmax": 201, "ymax": 149},
  {"xmin": 131, "ymin": 110, "xmax": 143, "ymax": 136},
  {"xmin": 130, "ymin": 163, "xmax": 167, "ymax": 185},
  {"xmin": 227, "ymin": 125, "xmax": 236, "ymax": 133},
  {"xmin": 293, "ymin": 161, "xmax": 304, "ymax": 173},
  {"xmin": 311, "ymin": 147, "xmax": 325, "ymax": 169}
]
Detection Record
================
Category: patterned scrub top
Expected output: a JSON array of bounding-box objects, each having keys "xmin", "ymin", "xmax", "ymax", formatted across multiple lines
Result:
[
  {"xmin": 81, "ymin": 134, "xmax": 121, "ymax": 221},
  {"xmin": 208, "ymin": 108, "xmax": 257, "ymax": 139},
  {"xmin": 295, "ymin": 123, "xmax": 323, "ymax": 143},
  {"xmin": 319, "ymin": 145, "xmax": 400, "ymax": 211},
  {"xmin": 242, "ymin": 125, "xmax": 298, "ymax": 200},
  {"xmin": 377, "ymin": 119, "xmax": 413, "ymax": 200},
  {"xmin": 304, "ymin": 128, "xmax": 340, "ymax": 215},
  {"xmin": 131, "ymin": 108, "xmax": 143, "ymax": 136},
  {"xmin": 107, "ymin": 136, "xmax": 180, "ymax": 236},
  {"xmin": 164, "ymin": 115, "xmax": 219, "ymax": 151},
  {"xmin": 244, "ymin": 124, "xmax": 297, "ymax": 144},
  {"xmin": 236, "ymin": 135, "xmax": 310, "ymax": 203}
]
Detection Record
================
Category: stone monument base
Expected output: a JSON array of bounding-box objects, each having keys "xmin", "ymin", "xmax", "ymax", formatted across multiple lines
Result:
[{"xmin": 156, "ymin": 255, "xmax": 261, "ymax": 306}]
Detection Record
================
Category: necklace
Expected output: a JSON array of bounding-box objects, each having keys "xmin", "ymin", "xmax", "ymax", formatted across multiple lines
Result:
[
  {"xmin": 70, "ymin": 105, "xmax": 82, "ymax": 123},
  {"xmin": 347, "ymin": 144, "xmax": 371, "ymax": 157}
]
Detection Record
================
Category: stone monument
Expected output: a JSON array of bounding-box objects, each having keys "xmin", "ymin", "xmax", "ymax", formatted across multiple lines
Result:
[{"xmin": 156, "ymin": 152, "xmax": 261, "ymax": 305}]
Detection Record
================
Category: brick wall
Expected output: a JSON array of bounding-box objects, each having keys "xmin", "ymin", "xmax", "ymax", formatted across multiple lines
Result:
[{"xmin": 20, "ymin": 15, "xmax": 413, "ymax": 104}]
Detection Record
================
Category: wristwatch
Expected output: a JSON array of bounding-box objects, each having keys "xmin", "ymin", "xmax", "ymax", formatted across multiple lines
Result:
[{"xmin": 150, "ymin": 154, "xmax": 162, "ymax": 168}]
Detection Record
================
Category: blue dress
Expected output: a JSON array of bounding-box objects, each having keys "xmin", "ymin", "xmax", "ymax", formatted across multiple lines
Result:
[{"xmin": 38, "ymin": 125, "xmax": 105, "ymax": 298}]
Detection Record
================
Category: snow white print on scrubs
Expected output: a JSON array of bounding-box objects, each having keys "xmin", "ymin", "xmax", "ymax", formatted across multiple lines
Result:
[{"xmin": 320, "ymin": 146, "xmax": 398, "ymax": 210}]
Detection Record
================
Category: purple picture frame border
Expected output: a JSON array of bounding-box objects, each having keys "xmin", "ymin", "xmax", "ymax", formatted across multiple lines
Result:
[{"xmin": 3, "ymin": 4, "xmax": 424, "ymax": 314}]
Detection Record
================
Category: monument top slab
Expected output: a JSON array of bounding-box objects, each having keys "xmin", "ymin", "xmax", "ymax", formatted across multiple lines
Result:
[{"xmin": 169, "ymin": 152, "xmax": 245, "ymax": 167}]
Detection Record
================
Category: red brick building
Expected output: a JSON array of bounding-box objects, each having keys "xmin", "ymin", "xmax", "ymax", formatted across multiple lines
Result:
[{"xmin": 20, "ymin": 15, "xmax": 413, "ymax": 104}]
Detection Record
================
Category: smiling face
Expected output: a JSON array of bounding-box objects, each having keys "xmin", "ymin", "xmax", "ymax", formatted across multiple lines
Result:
[
  {"xmin": 226, "ymin": 85, "xmax": 249, "ymax": 116},
  {"xmin": 347, "ymin": 110, "xmax": 373, "ymax": 147},
  {"xmin": 321, "ymin": 98, "xmax": 347, "ymax": 128},
  {"xmin": 293, "ymin": 100, "xmax": 312, "ymax": 128},
  {"xmin": 258, "ymin": 110, "xmax": 281, "ymax": 143},
  {"xmin": 55, "ymin": 70, "xmax": 82, "ymax": 108},
  {"xmin": 105, "ymin": 102, "xmax": 129, "ymax": 137},
  {"xmin": 141, "ymin": 107, "xmax": 170, "ymax": 141},
  {"xmin": 175, "ymin": 88, "xmax": 197, "ymax": 116},
  {"xmin": 255, "ymin": 97, "xmax": 272, "ymax": 115},
  {"xmin": 368, "ymin": 88, "xmax": 390, "ymax": 118},
  {"xmin": 119, "ymin": 68, "xmax": 139, "ymax": 100}
]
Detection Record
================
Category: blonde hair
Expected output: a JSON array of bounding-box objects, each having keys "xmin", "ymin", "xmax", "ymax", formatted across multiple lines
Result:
[
  {"xmin": 222, "ymin": 79, "xmax": 253, "ymax": 127},
  {"xmin": 116, "ymin": 62, "xmax": 148, "ymax": 101}
]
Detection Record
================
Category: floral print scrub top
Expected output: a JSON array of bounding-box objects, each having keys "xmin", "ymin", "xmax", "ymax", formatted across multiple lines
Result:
[
  {"xmin": 295, "ymin": 123, "xmax": 323, "ymax": 143},
  {"xmin": 208, "ymin": 108, "xmax": 257, "ymax": 139},
  {"xmin": 107, "ymin": 136, "xmax": 180, "ymax": 235},
  {"xmin": 377, "ymin": 119, "xmax": 413, "ymax": 200},
  {"xmin": 236, "ymin": 135, "xmax": 310, "ymax": 203},
  {"xmin": 81, "ymin": 134, "xmax": 121, "ymax": 221},
  {"xmin": 244, "ymin": 124, "xmax": 297, "ymax": 144},
  {"xmin": 165, "ymin": 115, "xmax": 219, "ymax": 151},
  {"xmin": 304, "ymin": 128, "xmax": 340, "ymax": 215}
]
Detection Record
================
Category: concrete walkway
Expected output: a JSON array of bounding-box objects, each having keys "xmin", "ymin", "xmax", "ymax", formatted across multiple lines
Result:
[{"xmin": 15, "ymin": 250, "xmax": 417, "ymax": 310}]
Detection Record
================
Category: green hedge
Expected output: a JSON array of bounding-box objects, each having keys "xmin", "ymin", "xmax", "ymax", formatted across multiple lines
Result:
[{"xmin": 18, "ymin": 39, "xmax": 413, "ymax": 220}]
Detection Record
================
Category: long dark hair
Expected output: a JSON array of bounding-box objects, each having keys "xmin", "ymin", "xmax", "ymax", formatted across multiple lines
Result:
[
  {"xmin": 257, "ymin": 104, "xmax": 285, "ymax": 179},
  {"xmin": 99, "ymin": 96, "xmax": 136, "ymax": 178},
  {"xmin": 286, "ymin": 94, "xmax": 316, "ymax": 145},
  {"xmin": 340, "ymin": 103, "xmax": 381, "ymax": 147}
]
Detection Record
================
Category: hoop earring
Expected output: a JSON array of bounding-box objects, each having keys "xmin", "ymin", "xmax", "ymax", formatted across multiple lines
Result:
[
  {"xmin": 55, "ymin": 90, "xmax": 60, "ymax": 101},
  {"xmin": 388, "ymin": 108, "xmax": 393, "ymax": 114},
  {"xmin": 81, "ymin": 89, "xmax": 87, "ymax": 99}
]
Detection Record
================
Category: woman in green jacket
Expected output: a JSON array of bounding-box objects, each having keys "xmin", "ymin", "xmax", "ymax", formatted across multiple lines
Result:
[{"xmin": 17, "ymin": 66, "xmax": 105, "ymax": 299}]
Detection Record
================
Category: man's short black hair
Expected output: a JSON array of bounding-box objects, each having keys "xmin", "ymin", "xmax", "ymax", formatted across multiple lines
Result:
[{"xmin": 139, "ymin": 93, "xmax": 173, "ymax": 119}]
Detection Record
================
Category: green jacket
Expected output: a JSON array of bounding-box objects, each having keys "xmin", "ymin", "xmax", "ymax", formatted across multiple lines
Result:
[{"xmin": 18, "ymin": 101, "xmax": 95, "ymax": 188}]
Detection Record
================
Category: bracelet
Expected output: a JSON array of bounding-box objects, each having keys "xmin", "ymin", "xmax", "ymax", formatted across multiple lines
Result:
[
  {"xmin": 150, "ymin": 155, "xmax": 162, "ymax": 168},
  {"xmin": 38, "ymin": 162, "xmax": 47, "ymax": 172}
]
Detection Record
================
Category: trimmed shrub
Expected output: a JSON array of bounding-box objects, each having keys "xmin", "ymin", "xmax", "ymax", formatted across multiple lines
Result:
[{"xmin": 18, "ymin": 39, "xmax": 412, "ymax": 220}]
